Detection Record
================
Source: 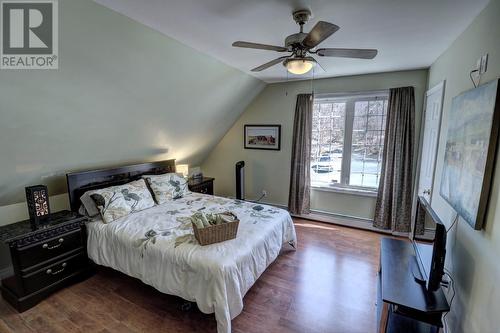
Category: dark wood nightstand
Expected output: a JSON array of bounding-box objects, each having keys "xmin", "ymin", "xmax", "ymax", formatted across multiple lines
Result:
[
  {"xmin": 188, "ymin": 177, "xmax": 214, "ymax": 195},
  {"xmin": 0, "ymin": 210, "xmax": 93, "ymax": 312}
]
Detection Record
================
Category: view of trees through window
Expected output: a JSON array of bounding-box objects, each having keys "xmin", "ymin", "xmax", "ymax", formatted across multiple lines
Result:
[{"xmin": 311, "ymin": 94, "xmax": 388, "ymax": 189}]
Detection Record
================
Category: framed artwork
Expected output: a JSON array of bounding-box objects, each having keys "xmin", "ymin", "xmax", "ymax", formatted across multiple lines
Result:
[
  {"xmin": 244, "ymin": 125, "xmax": 281, "ymax": 151},
  {"xmin": 440, "ymin": 79, "xmax": 500, "ymax": 230}
]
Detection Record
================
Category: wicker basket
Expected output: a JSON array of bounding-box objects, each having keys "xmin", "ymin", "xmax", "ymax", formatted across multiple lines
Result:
[{"xmin": 192, "ymin": 219, "xmax": 239, "ymax": 246}]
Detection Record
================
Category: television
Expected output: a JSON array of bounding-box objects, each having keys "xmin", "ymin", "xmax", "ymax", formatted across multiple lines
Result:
[{"xmin": 410, "ymin": 196, "xmax": 447, "ymax": 292}]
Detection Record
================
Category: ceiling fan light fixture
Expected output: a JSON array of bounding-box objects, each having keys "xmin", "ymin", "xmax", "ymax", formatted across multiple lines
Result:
[{"xmin": 284, "ymin": 58, "xmax": 314, "ymax": 75}]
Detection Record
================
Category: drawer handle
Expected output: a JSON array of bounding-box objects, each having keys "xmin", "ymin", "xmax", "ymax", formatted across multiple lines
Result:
[
  {"xmin": 42, "ymin": 238, "xmax": 64, "ymax": 250},
  {"xmin": 46, "ymin": 262, "xmax": 67, "ymax": 275}
]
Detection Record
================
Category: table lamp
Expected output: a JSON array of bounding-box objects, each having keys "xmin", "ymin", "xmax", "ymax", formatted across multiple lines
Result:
[{"xmin": 176, "ymin": 164, "xmax": 189, "ymax": 178}]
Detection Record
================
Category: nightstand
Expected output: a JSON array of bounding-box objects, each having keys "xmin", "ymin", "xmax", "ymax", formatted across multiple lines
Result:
[
  {"xmin": 188, "ymin": 177, "xmax": 214, "ymax": 195},
  {"xmin": 0, "ymin": 210, "xmax": 93, "ymax": 312}
]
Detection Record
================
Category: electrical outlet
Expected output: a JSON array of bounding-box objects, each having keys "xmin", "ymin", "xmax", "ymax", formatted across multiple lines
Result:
[
  {"xmin": 262, "ymin": 190, "xmax": 268, "ymax": 197},
  {"xmin": 441, "ymin": 274, "xmax": 451, "ymax": 287},
  {"xmin": 480, "ymin": 53, "xmax": 489, "ymax": 75}
]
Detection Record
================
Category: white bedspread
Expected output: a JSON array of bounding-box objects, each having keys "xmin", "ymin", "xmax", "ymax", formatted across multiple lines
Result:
[{"xmin": 86, "ymin": 193, "xmax": 297, "ymax": 333}]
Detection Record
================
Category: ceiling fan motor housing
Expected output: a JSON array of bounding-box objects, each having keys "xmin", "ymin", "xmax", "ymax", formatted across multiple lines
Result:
[
  {"xmin": 287, "ymin": 9, "xmax": 312, "ymax": 49},
  {"xmin": 285, "ymin": 32, "xmax": 308, "ymax": 48},
  {"xmin": 292, "ymin": 9, "xmax": 311, "ymax": 26}
]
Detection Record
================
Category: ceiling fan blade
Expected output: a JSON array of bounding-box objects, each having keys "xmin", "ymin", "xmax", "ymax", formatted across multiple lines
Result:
[
  {"xmin": 314, "ymin": 58, "xmax": 327, "ymax": 72},
  {"xmin": 302, "ymin": 21, "xmax": 339, "ymax": 48},
  {"xmin": 316, "ymin": 48, "xmax": 378, "ymax": 59},
  {"xmin": 232, "ymin": 41, "xmax": 288, "ymax": 52},
  {"xmin": 251, "ymin": 56, "xmax": 290, "ymax": 72}
]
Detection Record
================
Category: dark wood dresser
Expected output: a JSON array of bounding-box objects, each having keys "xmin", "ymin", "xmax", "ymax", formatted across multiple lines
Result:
[
  {"xmin": 0, "ymin": 210, "xmax": 93, "ymax": 312},
  {"xmin": 188, "ymin": 177, "xmax": 214, "ymax": 195}
]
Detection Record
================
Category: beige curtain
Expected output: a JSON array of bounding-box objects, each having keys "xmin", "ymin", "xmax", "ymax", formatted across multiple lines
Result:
[
  {"xmin": 288, "ymin": 94, "xmax": 313, "ymax": 215},
  {"xmin": 374, "ymin": 87, "xmax": 416, "ymax": 232}
]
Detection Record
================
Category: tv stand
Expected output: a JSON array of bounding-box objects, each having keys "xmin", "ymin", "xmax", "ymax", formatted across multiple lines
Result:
[{"xmin": 377, "ymin": 238, "xmax": 450, "ymax": 333}]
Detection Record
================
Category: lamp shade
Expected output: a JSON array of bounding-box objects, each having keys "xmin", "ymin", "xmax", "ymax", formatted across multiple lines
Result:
[
  {"xmin": 176, "ymin": 164, "xmax": 189, "ymax": 177},
  {"xmin": 284, "ymin": 58, "xmax": 314, "ymax": 75}
]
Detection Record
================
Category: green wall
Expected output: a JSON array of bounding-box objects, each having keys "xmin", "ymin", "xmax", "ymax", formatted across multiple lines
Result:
[
  {"xmin": 427, "ymin": 0, "xmax": 500, "ymax": 331},
  {"xmin": 201, "ymin": 69, "xmax": 428, "ymax": 219},
  {"xmin": 0, "ymin": 0, "xmax": 264, "ymax": 207}
]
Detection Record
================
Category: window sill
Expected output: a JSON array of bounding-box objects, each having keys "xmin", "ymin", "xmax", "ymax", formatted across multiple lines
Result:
[{"xmin": 311, "ymin": 185, "xmax": 378, "ymax": 198}]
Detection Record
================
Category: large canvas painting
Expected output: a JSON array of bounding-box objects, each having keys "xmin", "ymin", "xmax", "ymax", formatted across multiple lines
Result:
[{"xmin": 440, "ymin": 79, "xmax": 500, "ymax": 230}]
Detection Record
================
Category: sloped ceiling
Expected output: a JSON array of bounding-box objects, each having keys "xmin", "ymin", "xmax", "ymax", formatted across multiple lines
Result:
[
  {"xmin": 0, "ymin": 0, "xmax": 264, "ymax": 205},
  {"xmin": 94, "ymin": 0, "xmax": 489, "ymax": 82}
]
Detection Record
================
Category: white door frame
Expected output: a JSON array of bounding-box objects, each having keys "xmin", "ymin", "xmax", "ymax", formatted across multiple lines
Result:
[{"xmin": 410, "ymin": 81, "xmax": 445, "ymax": 237}]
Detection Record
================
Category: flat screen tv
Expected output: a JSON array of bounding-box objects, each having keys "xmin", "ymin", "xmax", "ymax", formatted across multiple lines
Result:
[{"xmin": 410, "ymin": 196, "xmax": 447, "ymax": 292}]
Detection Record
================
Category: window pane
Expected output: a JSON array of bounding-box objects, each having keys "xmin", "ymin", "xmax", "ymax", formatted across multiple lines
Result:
[
  {"xmin": 368, "ymin": 100, "xmax": 385, "ymax": 115},
  {"xmin": 312, "ymin": 114, "xmax": 319, "ymax": 132},
  {"xmin": 311, "ymin": 101, "xmax": 346, "ymax": 187},
  {"xmin": 350, "ymin": 172, "xmax": 379, "ymax": 188},
  {"xmin": 353, "ymin": 115, "xmax": 367, "ymax": 131},
  {"xmin": 319, "ymin": 103, "xmax": 332, "ymax": 117},
  {"xmin": 350, "ymin": 99, "xmax": 388, "ymax": 188},
  {"xmin": 367, "ymin": 116, "xmax": 385, "ymax": 132},
  {"xmin": 355, "ymin": 101, "xmax": 368, "ymax": 117}
]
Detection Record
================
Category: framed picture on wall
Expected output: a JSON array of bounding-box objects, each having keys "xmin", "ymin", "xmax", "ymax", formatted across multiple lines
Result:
[
  {"xmin": 440, "ymin": 79, "xmax": 500, "ymax": 230},
  {"xmin": 244, "ymin": 125, "xmax": 281, "ymax": 151}
]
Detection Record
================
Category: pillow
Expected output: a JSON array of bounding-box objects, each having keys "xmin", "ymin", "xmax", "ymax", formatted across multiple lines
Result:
[
  {"xmin": 79, "ymin": 191, "xmax": 100, "ymax": 217},
  {"xmin": 143, "ymin": 173, "xmax": 189, "ymax": 204},
  {"xmin": 88, "ymin": 179, "xmax": 155, "ymax": 223}
]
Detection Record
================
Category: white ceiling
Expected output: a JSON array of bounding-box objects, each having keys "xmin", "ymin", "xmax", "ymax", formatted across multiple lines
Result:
[{"xmin": 95, "ymin": 0, "xmax": 489, "ymax": 83}]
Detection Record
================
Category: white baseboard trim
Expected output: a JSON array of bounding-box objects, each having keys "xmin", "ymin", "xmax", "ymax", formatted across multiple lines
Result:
[{"xmin": 295, "ymin": 211, "xmax": 386, "ymax": 233}]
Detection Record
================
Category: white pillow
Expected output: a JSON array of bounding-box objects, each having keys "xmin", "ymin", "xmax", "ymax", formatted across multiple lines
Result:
[
  {"xmin": 80, "ymin": 191, "xmax": 100, "ymax": 217},
  {"xmin": 88, "ymin": 179, "xmax": 155, "ymax": 223},
  {"xmin": 143, "ymin": 173, "xmax": 189, "ymax": 204}
]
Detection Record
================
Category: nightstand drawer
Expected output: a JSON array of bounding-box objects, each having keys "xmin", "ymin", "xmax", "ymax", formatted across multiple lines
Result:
[
  {"xmin": 192, "ymin": 183, "xmax": 213, "ymax": 195},
  {"xmin": 21, "ymin": 252, "xmax": 87, "ymax": 295},
  {"xmin": 14, "ymin": 229, "xmax": 83, "ymax": 270}
]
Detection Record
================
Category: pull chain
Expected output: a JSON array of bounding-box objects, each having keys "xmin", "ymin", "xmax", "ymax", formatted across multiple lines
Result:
[
  {"xmin": 286, "ymin": 69, "xmax": 289, "ymax": 96},
  {"xmin": 310, "ymin": 67, "xmax": 315, "ymax": 100}
]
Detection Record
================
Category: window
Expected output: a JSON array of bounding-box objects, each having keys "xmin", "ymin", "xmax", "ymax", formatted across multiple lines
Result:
[{"xmin": 311, "ymin": 92, "xmax": 388, "ymax": 191}]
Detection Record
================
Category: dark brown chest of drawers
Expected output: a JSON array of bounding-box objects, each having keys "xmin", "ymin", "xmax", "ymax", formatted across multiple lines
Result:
[
  {"xmin": 0, "ymin": 210, "xmax": 93, "ymax": 312},
  {"xmin": 188, "ymin": 177, "xmax": 214, "ymax": 195}
]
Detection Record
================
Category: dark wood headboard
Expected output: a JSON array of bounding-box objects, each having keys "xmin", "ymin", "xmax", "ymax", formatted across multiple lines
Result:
[{"xmin": 66, "ymin": 159, "xmax": 176, "ymax": 212}]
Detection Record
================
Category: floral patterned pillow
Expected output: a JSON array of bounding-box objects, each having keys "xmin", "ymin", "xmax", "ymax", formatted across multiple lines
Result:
[
  {"xmin": 143, "ymin": 173, "xmax": 189, "ymax": 204},
  {"xmin": 89, "ymin": 179, "xmax": 156, "ymax": 223}
]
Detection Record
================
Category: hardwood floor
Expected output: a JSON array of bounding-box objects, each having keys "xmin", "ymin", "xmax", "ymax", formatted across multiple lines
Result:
[{"xmin": 0, "ymin": 219, "xmax": 382, "ymax": 333}]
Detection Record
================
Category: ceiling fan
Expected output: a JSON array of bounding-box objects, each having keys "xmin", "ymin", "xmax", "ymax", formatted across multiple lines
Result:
[{"xmin": 232, "ymin": 9, "xmax": 378, "ymax": 75}]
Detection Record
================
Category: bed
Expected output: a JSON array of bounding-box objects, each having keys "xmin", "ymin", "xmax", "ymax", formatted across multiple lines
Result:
[{"xmin": 66, "ymin": 160, "xmax": 297, "ymax": 333}]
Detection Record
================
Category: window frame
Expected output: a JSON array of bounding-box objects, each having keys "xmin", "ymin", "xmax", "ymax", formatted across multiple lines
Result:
[{"xmin": 311, "ymin": 90, "xmax": 389, "ymax": 192}]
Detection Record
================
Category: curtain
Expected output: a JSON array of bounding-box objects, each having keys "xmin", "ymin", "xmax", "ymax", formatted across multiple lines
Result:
[
  {"xmin": 374, "ymin": 87, "xmax": 416, "ymax": 232},
  {"xmin": 288, "ymin": 94, "xmax": 313, "ymax": 215}
]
